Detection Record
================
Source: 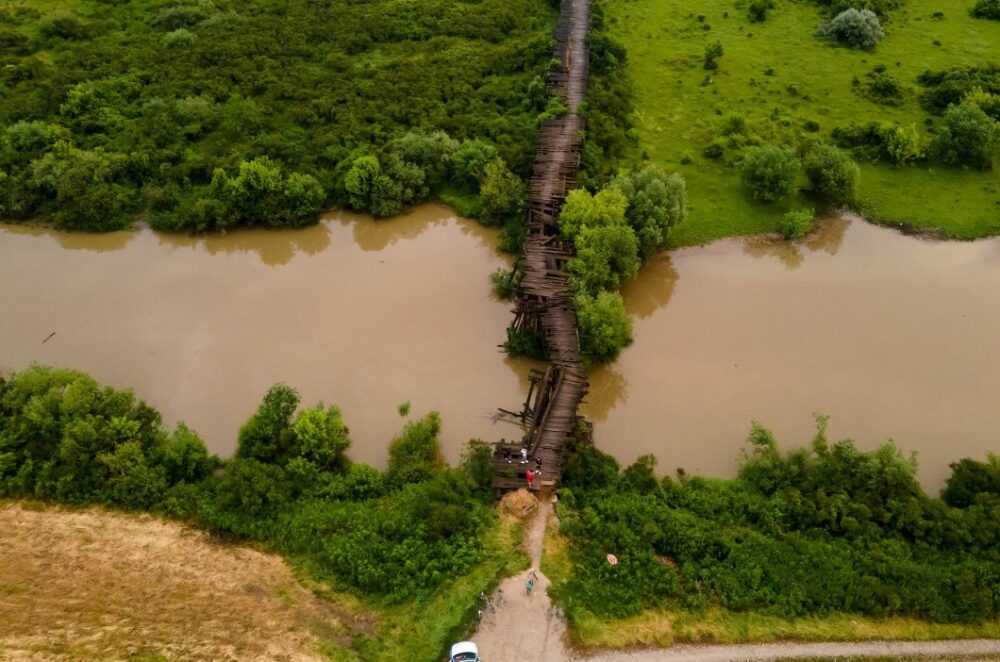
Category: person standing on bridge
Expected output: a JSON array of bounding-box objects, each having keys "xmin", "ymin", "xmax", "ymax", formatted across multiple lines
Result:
[
  {"xmin": 526, "ymin": 469, "xmax": 535, "ymax": 489},
  {"xmin": 521, "ymin": 447, "xmax": 528, "ymax": 464}
]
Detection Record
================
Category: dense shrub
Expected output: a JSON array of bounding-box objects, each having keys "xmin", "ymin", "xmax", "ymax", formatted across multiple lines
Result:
[
  {"xmin": 934, "ymin": 102, "xmax": 997, "ymax": 169},
  {"xmin": 831, "ymin": 121, "xmax": 927, "ymax": 165},
  {"xmin": 575, "ymin": 291, "xmax": 633, "ymax": 361},
  {"xmin": 0, "ymin": 366, "xmax": 493, "ymax": 602},
  {"xmin": 703, "ymin": 41, "xmax": 724, "ymax": 70},
  {"xmin": 0, "ymin": 0, "xmax": 552, "ymax": 231},
  {"xmin": 803, "ymin": 144, "xmax": 859, "ymax": 202},
  {"xmin": 748, "ymin": 0, "xmax": 774, "ymax": 22},
  {"xmin": 917, "ymin": 65, "xmax": 1000, "ymax": 114},
  {"xmin": 478, "ymin": 158, "xmax": 527, "ymax": 226},
  {"xmin": 777, "ymin": 207, "xmax": 814, "ymax": 239},
  {"xmin": 737, "ymin": 146, "xmax": 801, "ymax": 202},
  {"xmin": 972, "ymin": 0, "xmax": 1000, "ymax": 20},
  {"xmin": 553, "ymin": 419, "xmax": 1000, "ymax": 622},
  {"xmin": 822, "ymin": 9, "xmax": 884, "ymax": 49}
]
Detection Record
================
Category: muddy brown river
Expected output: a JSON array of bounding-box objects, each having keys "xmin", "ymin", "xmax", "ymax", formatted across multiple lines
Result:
[{"xmin": 2, "ymin": 208, "xmax": 998, "ymax": 489}]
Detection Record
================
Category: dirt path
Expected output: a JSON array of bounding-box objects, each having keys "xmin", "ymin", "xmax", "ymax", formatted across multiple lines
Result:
[
  {"xmin": 473, "ymin": 498, "xmax": 571, "ymax": 662},
  {"xmin": 593, "ymin": 640, "xmax": 1000, "ymax": 661}
]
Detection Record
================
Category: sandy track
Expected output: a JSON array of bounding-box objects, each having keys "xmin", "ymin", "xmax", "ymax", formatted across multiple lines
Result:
[{"xmin": 0, "ymin": 502, "xmax": 361, "ymax": 661}]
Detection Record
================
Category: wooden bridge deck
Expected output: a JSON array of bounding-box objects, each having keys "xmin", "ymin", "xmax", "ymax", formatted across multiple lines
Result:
[{"xmin": 492, "ymin": 0, "xmax": 590, "ymax": 494}]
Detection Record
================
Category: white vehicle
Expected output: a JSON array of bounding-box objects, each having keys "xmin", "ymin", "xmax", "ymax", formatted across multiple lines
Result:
[{"xmin": 449, "ymin": 641, "xmax": 480, "ymax": 662}]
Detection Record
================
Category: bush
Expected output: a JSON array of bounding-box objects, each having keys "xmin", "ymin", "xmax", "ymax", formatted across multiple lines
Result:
[
  {"xmin": 803, "ymin": 144, "xmax": 859, "ymax": 202},
  {"xmin": 569, "ymin": 224, "xmax": 641, "ymax": 295},
  {"xmin": 558, "ymin": 187, "xmax": 629, "ymax": 241},
  {"xmin": 162, "ymin": 28, "xmax": 196, "ymax": 49},
  {"xmin": 386, "ymin": 412, "xmax": 444, "ymax": 485},
  {"xmin": 777, "ymin": 207, "xmax": 814, "ymax": 239},
  {"xmin": 609, "ymin": 165, "xmax": 688, "ymax": 258},
  {"xmin": 934, "ymin": 102, "xmax": 997, "ymax": 169},
  {"xmin": 737, "ymin": 146, "xmax": 800, "ymax": 202},
  {"xmin": 749, "ymin": 0, "xmax": 774, "ymax": 22},
  {"xmin": 972, "ymin": 0, "xmax": 1000, "ymax": 20},
  {"xmin": 478, "ymin": 159, "xmax": 526, "ymax": 226},
  {"xmin": 822, "ymin": 9, "xmax": 884, "ymax": 49},
  {"xmin": 918, "ymin": 65, "xmax": 1000, "ymax": 114},
  {"xmin": 864, "ymin": 71, "xmax": 904, "ymax": 105},
  {"xmin": 881, "ymin": 123, "xmax": 926, "ymax": 165},
  {"xmin": 575, "ymin": 291, "xmax": 633, "ymax": 362},
  {"xmin": 703, "ymin": 41, "xmax": 724, "ymax": 70}
]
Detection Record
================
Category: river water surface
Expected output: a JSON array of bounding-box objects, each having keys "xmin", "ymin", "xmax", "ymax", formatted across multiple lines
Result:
[
  {"xmin": 0, "ymin": 205, "xmax": 528, "ymax": 467},
  {"xmin": 2, "ymin": 209, "xmax": 999, "ymax": 488},
  {"xmin": 584, "ymin": 216, "xmax": 1000, "ymax": 488}
]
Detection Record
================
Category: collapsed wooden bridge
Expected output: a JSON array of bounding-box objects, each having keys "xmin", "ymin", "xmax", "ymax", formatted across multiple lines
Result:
[{"xmin": 491, "ymin": 0, "xmax": 591, "ymax": 495}]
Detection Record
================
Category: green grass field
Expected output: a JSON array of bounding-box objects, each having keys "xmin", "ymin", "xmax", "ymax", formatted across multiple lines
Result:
[{"xmin": 604, "ymin": 0, "xmax": 1000, "ymax": 246}]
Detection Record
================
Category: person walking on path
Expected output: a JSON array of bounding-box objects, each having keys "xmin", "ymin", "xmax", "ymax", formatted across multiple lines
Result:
[{"xmin": 526, "ymin": 469, "xmax": 535, "ymax": 489}]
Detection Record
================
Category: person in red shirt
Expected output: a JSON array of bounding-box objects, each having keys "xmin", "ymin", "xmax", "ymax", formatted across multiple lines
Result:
[{"xmin": 526, "ymin": 469, "xmax": 535, "ymax": 488}]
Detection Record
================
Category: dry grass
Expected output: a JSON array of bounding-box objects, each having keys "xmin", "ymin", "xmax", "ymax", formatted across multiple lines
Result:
[
  {"xmin": 570, "ymin": 607, "xmax": 1000, "ymax": 651},
  {"xmin": 0, "ymin": 501, "xmax": 366, "ymax": 661}
]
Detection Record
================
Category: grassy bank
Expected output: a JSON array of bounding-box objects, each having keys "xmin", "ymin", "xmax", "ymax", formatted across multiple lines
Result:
[
  {"xmin": 544, "ymin": 421, "xmax": 1000, "ymax": 650},
  {"xmin": 544, "ymin": 526, "xmax": 1000, "ymax": 649},
  {"xmin": 0, "ymin": 365, "xmax": 524, "ymax": 661},
  {"xmin": 604, "ymin": 0, "xmax": 1000, "ymax": 245}
]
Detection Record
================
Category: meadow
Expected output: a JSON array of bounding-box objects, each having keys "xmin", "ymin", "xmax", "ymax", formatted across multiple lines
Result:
[{"xmin": 603, "ymin": 0, "xmax": 1000, "ymax": 245}]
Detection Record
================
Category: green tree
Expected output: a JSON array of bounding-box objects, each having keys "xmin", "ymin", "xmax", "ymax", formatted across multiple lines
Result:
[
  {"xmin": 569, "ymin": 224, "xmax": 640, "ymax": 295},
  {"xmin": 972, "ymin": 0, "xmax": 1000, "ymax": 20},
  {"xmin": 452, "ymin": 139, "xmax": 499, "ymax": 188},
  {"xmin": 609, "ymin": 165, "xmax": 687, "ymax": 257},
  {"xmin": 802, "ymin": 145, "xmax": 859, "ymax": 202},
  {"xmin": 292, "ymin": 404, "xmax": 351, "ymax": 472},
  {"xmin": 575, "ymin": 291, "xmax": 633, "ymax": 362},
  {"xmin": 212, "ymin": 157, "xmax": 324, "ymax": 228},
  {"xmin": 777, "ymin": 208, "xmax": 814, "ymax": 239},
  {"xmin": 942, "ymin": 455, "xmax": 1000, "ymax": 507},
  {"xmin": 344, "ymin": 156, "xmax": 382, "ymax": 211},
  {"xmin": 159, "ymin": 423, "xmax": 214, "ymax": 485},
  {"xmin": 461, "ymin": 439, "xmax": 494, "ymax": 496},
  {"xmin": 558, "ymin": 187, "xmax": 629, "ymax": 241},
  {"xmin": 737, "ymin": 146, "xmax": 800, "ymax": 202},
  {"xmin": 478, "ymin": 159, "xmax": 526, "ymax": 226},
  {"xmin": 935, "ymin": 102, "xmax": 997, "ymax": 169},
  {"xmin": 881, "ymin": 123, "xmax": 926, "ymax": 165},
  {"xmin": 236, "ymin": 384, "xmax": 300, "ymax": 464},
  {"xmin": 386, "ymin": 412, "xmax": 443, "ymax": 485}
]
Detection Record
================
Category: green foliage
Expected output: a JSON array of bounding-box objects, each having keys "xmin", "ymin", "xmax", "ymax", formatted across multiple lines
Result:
[
  {"xmin": 386, "ymin": 412, "xmax": 444, "ymax": 486},
  {"xmin": 777, "ymin": 207, "xmax": 814, "ymax": 239},
  {"xmin": 569, "ymin": 224, "xmax": 641, "ymax": 295},
  {"xmin": 703, "ymin": 41, "xmax": 724, "ymax": 70},
  {"xmin": 803, "ymin": 144, "xmax": 859, "ymax": 202},
  {"xmin": 461, "ymin": 438, "xmax": 495, "ymax": 497},
  {"xmin": 478, "ymin": 158, "xmax": 527, "ymax": 226},
  {"xmin": 397, "ymin": 401, "xmax": 411, "ymax": 418},
  {"xmin": 0, "ymin": 366, "xmax": 492, "ymax": 603},
  {"xmin": 451, "ymin": 139, "xmax": 499, "ymax": 189},
  {"xmin": 554, "ymin": 419, "xmax": 1000, "ymax": 623},
  {"xmin": 942, "ymin": 455, "xmax": 1000, "ymax": 508},
  {"xmin": 934, "ymin": 102, "xmax": 998, "ymax": 169},
  {"xmin": 917, "ymin": 65, "xmax": 1000, "ymax": 114},
  {"xmin": 822, "ymin": 8, "xmax": 885, "ymax": 49},
  {"xmin": 558, "ymin": 187, "xmax": 629, "ymax": 240},
  {"xmin": 748, "ymin": 0, "xmax": 774, "ymax": 23},
  {"xmin": 737, "ymin": 146, "xmax": 801, "ymax": 202},
  {"xmin": 882, "ymin": 123, "xmax": 927, "ymax": 165},
  {"xmin": 964, "ymin": 87, "xmax": 1000, "ymax": 121},
  {"xmin": 539, "ymin": 95, "xmax": 570, "ymax": 122},
  {"xmin": 575, "ymin": 291, "xmax": 633, "ymax": 362},
  {"xmin": 0, "ymin": 0, "xmax": 552, "ymax": 231},
  {"xmin": 609, "ymin": 165, "xmax": 688, "ymax": 257},
  {"xmin": 972, "ymin": 0, "xmax": 1000, "ymax": 20},
  {"xmin": 490, "ymin": 267, "xmax": 521, "ymax": 300},
  {"xmin": 864, "ymin": 71, "xmax": 905, "ymax": 105}
]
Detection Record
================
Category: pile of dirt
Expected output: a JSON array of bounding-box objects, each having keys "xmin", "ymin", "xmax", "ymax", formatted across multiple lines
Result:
[
  {"xmin": 0, "ymin": 502, "xmax": 367, "ymax": 660},
  {"xmin": 499, "ymin": 489, "xmax": 539, "ymax": 521}
]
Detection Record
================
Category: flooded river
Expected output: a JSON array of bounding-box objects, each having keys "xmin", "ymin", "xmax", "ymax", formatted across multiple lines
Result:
[
  {"xmin": 2, "ymin": 209, "xmax": 998, "ymax": 488},
  {"xmin": 0, "ymin": 205, "xmax": 528, "ymax": 467},
  {"xmin": 583, "ymin": 216, "xmax": 1000, "ymax": 489}
]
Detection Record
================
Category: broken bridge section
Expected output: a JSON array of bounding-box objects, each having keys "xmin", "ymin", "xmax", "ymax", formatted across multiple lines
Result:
[{"xmin": 492, "ymin": 0, "xmax": 591, "ymax": 495}]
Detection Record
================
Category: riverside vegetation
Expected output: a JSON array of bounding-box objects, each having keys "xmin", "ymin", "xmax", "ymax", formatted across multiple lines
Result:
[
  {"xmin": 546, "ymin": 418, "xmax": 1000, "ymax": 647},
  {"xmin": 0, "ymin": 365, "xmax": 522, "ymax": 660},
  {"xmin": 0, "ymin": 0, "xmax": 555, "ymax": 238},
  {"xmin": 602, "ymin": 0, "xmax": 1000, "ymax": 245}
]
